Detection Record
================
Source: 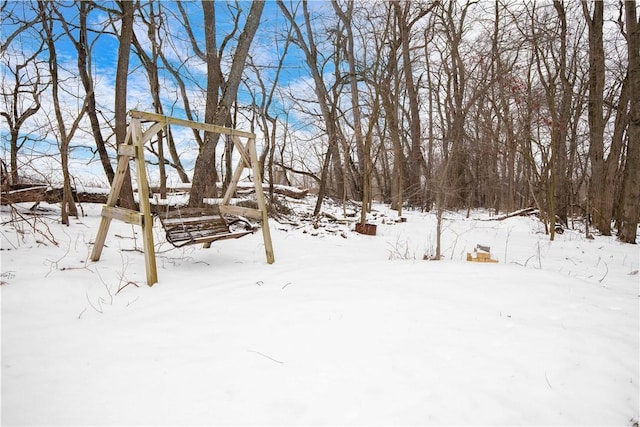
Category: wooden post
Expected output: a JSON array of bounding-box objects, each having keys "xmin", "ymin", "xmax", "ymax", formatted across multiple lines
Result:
[
  {"xmin": 91, "ymin": 126, "xmax": 134, "ymax": 262},
  {"xmin": 130, "ymin": 118, "xmax": 158, "ymax": 286},
  {"xmin": 221, "ymin": 136, "xmax": 250, "ymax": 205},
  {"xmin": 90, "ymin": 153, "xmax": 130, "ymax": 262},
  {"xmin": 247, "ymin": 137, "xmax": 275, "ymax": 264},
  {"xmin": 218, "ymin": 136, "xmax": 274, "ymax": 263},
  {"xmin": 91, "ymin": 116, "xmax": 160, "ymax": 286}
]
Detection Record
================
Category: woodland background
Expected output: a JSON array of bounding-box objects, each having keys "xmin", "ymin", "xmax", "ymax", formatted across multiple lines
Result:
[{"xmin": 1, "ymin": 0, "xmax": 639, "ymax": 243}]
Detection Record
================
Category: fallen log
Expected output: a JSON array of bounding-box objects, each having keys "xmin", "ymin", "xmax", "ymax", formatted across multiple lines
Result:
[
  {"xmin": 1, "ymin": 186, "xmax": 47, "ymax": 204},
  {"xmin": 235, "ymin": 183, "xmax": 309, "ymax": 199},
  {"xmin": 481, "ymin": 207, "xmax": 538, "ymax": 221},
  {"xmin": 1, "ymin": 185, "xmax": 108, "ymax": 205}
]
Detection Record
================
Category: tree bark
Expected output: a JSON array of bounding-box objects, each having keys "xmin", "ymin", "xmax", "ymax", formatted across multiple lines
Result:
[
  {"xmin": 619, "ymin": 1, "xmax": 640, "ymax": 243},
  {"xmin": 392, "ymin": 0, "xmax": 425, "ymax": 207},
  {"xmin": 114, "ymin": 0, "xmax": 136, "ymax": 210},
  {"xmin": 582, "ymin": 1, "xmax": 607, "ymax": 233},
  {"xmin": 603, "ymin": 75, "xmax": 629, "ymax": 233},
  {"xmin": 551, "ymin": 1, "xmax": 572, "ymax": 227}
]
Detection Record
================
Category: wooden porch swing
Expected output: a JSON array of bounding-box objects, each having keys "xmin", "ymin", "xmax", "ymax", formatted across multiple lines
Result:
[
  {"xmin": 158, "ymin": 206, "xmax": 256, "ymax": 248},
  {"xmin": 90, "ymin": 110, "xmax": 275, "ymax": 286}
]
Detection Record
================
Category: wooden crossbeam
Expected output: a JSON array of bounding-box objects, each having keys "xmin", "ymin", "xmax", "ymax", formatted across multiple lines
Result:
[
  {"xmin": 231, "ymin": 135, "xmax": 251, "ymax": 167},
  {"xmin": 129, "ymin": 110, "xmax": 255, "ymax": 139},
  {"xmin": 118, "ymin": 145, "xmax": 136, "ymax": 157},
  {"xmin": 101, "ymin": 206, "xmax": 143, "ymax": 226}
]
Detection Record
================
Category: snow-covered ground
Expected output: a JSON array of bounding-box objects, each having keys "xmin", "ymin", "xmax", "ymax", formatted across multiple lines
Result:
[{"xmin": 1, "ymin": 198, "xmax": 639, "ymax": 426}]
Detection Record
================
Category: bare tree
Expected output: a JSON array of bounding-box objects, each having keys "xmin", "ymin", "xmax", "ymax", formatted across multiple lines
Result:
[
  {"xmin": 391, "ymin": 0, "xmax": 431, "ymax": 207},
  {"xmin": 113, "ymin": 0, "xmax": 137, "ymax": 210},
  {"xmin": 485, "ymin": 0, "xmax": 526, "ymax": 214},
  {"xmin": 52, "ymin": 1, "xmax": 117, "ymax": 185},
  {"xmin": 1, "ymin": 38, "xmax": 48, "ymax": 186},
  {"xmin": 186, "ymin": 0, "xmax": 264, "ymax": 207},
  {"xmin": 154, "ymin": 2, "xmax": 205, "ymax": 166},
  {"xmin": 377, "ymin": 3, "xmax": 405, "ymax": 213},
  {"xmin": 38, "ymin": 0, "xmax": 86, "ymax": 225},
  {"xmin": 582, "ymin": 1, "xmax": 607, "ymax": 233},
  {"xmin": 1, "ymin": 1, "xmax": 39, "ymax": 55},
  {"xmin": 132, "ymin": 0, "xmax": 190, "ymax": 195},
  {"xmin": 526, "ymin": 1, "xmax": 584, "ymax": 239},
  {"xmin": 243, "ymin": 16, "xmax": 294, "ymax": 205},
  {"xmin": 332, "ymin": 0, "xmax": 374, "ymax": 224},
  {"xmin": 277, "ymin": 0, "xmax": 346, "ymax": 216},
  {"xmin": 618, "ymin": 0, "xmax": 640, "ymax": 244},
  {"xmin": 3, "ymin": 0, "xmax": 638, "ymax": 245}
]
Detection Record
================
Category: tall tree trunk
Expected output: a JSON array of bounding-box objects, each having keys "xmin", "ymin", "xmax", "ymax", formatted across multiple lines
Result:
[
  {"xmin": 114, "ymin": 0, "xmax": 136, "ymax": 210},
  {"xmin": 551, "ymin": 1, "xmax": 572, "ymax": 226},
  {"xmin": 392, "ymin": 0, "xmax": 424, "ymax": 207},
  {"xmin": 603, "ymin": 75, "xmax": 629, "ymax": 233},
  {"xmin": 582, "ymin": 1, "xmax": 607, "ymax": 233},
  {"xmin": 383, "ymin": 74, "xmax": 404, "ymax": 213},
  {"xmin": 445, "ymin": 2, "xmax": 470, "ymax": 208},
  {"xmin": 619, "ymin": 1, "xmax": 640, "ymax": 243},
  {"xmin": 9, "ymin": 130, "xmax": 19, "ymax": 185},
  {"xmin": 193, "ymin": 0, "xmax": 222, "ymax": 203}
]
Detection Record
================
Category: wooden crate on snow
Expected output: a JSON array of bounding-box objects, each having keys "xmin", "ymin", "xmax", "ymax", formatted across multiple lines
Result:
[{"xmin": 466, "ymin": 245, "xmax": 498, "ymax": 263}]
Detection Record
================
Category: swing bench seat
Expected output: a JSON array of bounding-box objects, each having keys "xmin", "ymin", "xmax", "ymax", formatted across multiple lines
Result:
[{"xmin": 158, "ymin": 207, "xmax": 256, "ymax": 248}]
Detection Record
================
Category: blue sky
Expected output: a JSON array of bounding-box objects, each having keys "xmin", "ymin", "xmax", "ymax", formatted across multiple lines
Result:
[{"xmin": 1, "ymin": 1, "xmax": 320, "ymax": 115}]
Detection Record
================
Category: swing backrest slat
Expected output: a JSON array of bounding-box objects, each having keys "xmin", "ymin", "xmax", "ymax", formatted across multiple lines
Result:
[{"xmin": 158, "ymin": 207, "xmax": 254, "ymax": 247}]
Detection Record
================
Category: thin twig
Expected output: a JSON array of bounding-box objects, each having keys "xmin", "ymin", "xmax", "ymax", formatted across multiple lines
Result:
[
  {"xmin": 121, "ymin": 248, "xmax": 144, "ymax": 253},
  {"xmin": 598, "ymin": 262, "xmax": 609, "ymax": 283},
  {"xmin": 116, "ymin": 281, "xmax": 139, "ymax": 295},
  {"xmin": 247, "ymin": 350, "xmax": 284, "ymax": 364},
  {"xmin": 86, "ymin": 292, "xmax": 103, "ymax": 314},
  {"xmin": 545, "ymin": 372, "xmax": 553, "ymax": 389},
  {"xmin": 524, "ymin": 255, "xmax": 535, "ymax": 267},
  {"xmin": 0, "ymin": 230, "xmax": 18, "ymax": 249}
]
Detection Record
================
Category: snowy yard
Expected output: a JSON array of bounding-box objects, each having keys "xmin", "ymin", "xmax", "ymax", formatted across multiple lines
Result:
[{"xmin": 1, "ymin": 199, "xmax": 639, "ymax": 425}]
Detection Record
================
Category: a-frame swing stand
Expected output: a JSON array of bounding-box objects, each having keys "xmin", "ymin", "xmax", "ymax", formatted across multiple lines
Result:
[{"xmin": 90, "ymin": 110, "xmax": 275, "ymax": 286}]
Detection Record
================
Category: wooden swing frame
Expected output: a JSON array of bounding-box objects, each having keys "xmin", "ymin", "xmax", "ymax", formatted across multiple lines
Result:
[{"xmin": 90, "ymin": 110, "xmax": 275, "ymax": 286}]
